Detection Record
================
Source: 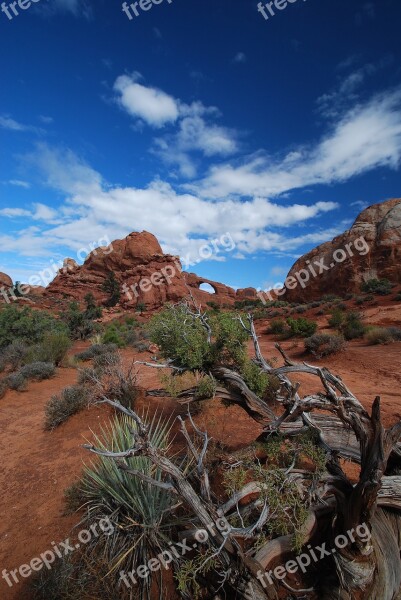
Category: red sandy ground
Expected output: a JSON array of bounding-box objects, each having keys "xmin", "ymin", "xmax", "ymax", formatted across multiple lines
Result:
[{"xmin": 0, "ymin": 300, "xmax": 401, "ymax": 599}]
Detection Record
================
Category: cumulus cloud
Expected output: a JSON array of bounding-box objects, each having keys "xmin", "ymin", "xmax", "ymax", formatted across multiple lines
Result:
[
  {"xmin": 114, "ymin": 76, "xmax": 238, "ymax": 176},
  {"xmin": 9, "ymin": 144, "xmax": 339, "ymax": 265},
  {"xmin": 114, "ymin": 74, "xmax": 179, "ymax": 128}
]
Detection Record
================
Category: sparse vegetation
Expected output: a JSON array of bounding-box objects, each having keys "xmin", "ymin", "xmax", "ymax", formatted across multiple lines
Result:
[
  {"xmin": 304, "ymin": 333, "xmax": 346, "ymax": 358},
  {"xmin": 286, "ymin": 317, "xmax": 317, "ymax": 337},
  {"xmin": 366, "ymin": 327, "xmax": 394, "ymax": 345},
  {"xmin": 102, "ymin": 271, "xmax": 121, "ymax": 307},
  {"xmin": 44, "ymin": 385, "xmax": 89, "ymax": 430},
  {"xmin": 361, "ymin": 278, "xmax": 392, "ymax": 295}
]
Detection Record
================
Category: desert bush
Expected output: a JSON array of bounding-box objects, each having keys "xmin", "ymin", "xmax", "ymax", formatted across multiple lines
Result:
[
  {"xmin": 78, "ymin": 352, "xmax": 138, "ymax": 409},
  {"xmin": 133, "ymin": 341, "xmax": 149, "ymax": 352},
  {"xmin": 30, "ymin": 331, "xmax": 72, "ymax": 366},
  {"xmin": 269, "ymin": 319, "xmax": 286, "ymax": 334},
  {"xmin": 286, "ymin": 317, "xmax": 317, "ymax": 338},
  {"xmin": 263, "ymin": 374, "xmax": 281, "ymax": 402},
  {"xmin": 361, "ymin": 278, "xmax": 392, "ymax": 295},
  {"xmin": 365, "ymin": 328, "xmax": 394, "ymax": 345},
  {"xmin": 0, "ymin": 340, "xmax": 30, "ymax": 371},
  {"xmin": 65, "ymin": 301, "xmax": 96, "ymax": 340},
  {"xmin": 0, "ymin": 305, "xmax": 68, "ymax": 348},
  {"xmin": 195, "ymin": 375, "xmax": 217, "ymax": 399},
  {"xmin": 322, "ymin": 294, "xmax": 340, "ymax": 302},
  {"xmin": 102, "ymin": 271, "xmax": 121, "ymax": 307},
  {"xmin": 328, "ymin": 308, "xmax": 344, "ymax": 328},
  {"xmin": 355, "ymin": 296, "xmax": 366, "ymax": 305},
  {"xmin": 387, "ymin": 327, "xmax": 401, "ymax": 341},
  {"xmin": 341, "ymin": 311, "xmax": 366, "ymax": 340},
  {"xmin": 241, "ymin": 359, "xmax": 270, "ymax": 397},
  {"xmin": 316, "ymin": 308, "xmax": 325, "ymax": 316},
  {"xmin": 75, "ymin": 343, "xmax": 117, "ymax": 362},
  {"xmin": 7, "ymin": 372, "xmax": 27, "ymax": 391},
  {"xmin": 394, "ymin": 293, "xmax": 401, "ymax": 302},
  {"xmin": 44, "ymin": 385, "xmax": 89, "ymax": 430},
  {"xmin": 19, "ymin": 362, "xmax": 56, "ymax": 381},
  {"xmin": 304, "ymin": 334, "xmax": 346, "ymax": 358},
  {"xmin": 295, "ymin": 305, "xmax": 307, "ymax": 314},
  {"xmin": 149, "ymin": 305, "xmax": 248, "ymax": 371}
]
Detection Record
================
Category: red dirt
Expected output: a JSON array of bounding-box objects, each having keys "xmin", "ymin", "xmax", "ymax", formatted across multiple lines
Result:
[{"xmin": 1, "ymin": 299, "xmax": 401, "ymax": 599}]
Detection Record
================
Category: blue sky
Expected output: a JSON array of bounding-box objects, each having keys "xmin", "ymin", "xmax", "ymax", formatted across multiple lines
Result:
[{"xmin": 0, "ymin": 0, "xmax": 400, "ymax": 291}]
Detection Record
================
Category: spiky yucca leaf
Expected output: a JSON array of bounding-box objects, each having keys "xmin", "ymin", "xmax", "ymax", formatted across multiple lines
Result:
[{"xmin": 80, "ymin": 410, "xmax": 178, "ymax": 599}]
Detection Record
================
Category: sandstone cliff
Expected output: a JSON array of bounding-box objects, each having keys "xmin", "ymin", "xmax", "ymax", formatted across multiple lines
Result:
[{"xmin": 284, "ymin": 198, "xmax": 401, "ymax": 302}]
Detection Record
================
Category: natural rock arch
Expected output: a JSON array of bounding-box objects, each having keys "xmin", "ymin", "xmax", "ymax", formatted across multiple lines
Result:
[{"xmin": 198, "ymin": 282, "xmax": 217, "ymax": 294}]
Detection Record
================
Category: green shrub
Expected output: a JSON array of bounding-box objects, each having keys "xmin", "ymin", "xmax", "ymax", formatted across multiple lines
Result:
[
  {"xmin": 269, "ymin": 319, "xmax": 286, "ymax": 334},
  {"xmin": 7, "ymin": 372, "xmax": 27, "ymax": 391},
  {"xmin": 286, "ymin": 317, "xmax": 317, "ymax": 338},
  {"xmin": 394, "ymin": 293, "xmax": 401, "ymax": 302},
  {"xmin": 304, "ymin": 334, "xmax": 346, "ymax": 358},
  {"xmin": 361, "ymin": 278, "xmax": 392, "ymax": 295},
  {"xmin": 241, "ymin": 360, "xmax": 269, "ymax": 396},
  {"xmin": 0, "ymin": 305, "xmax": 68, "ymax": 348},
  {"xmin": 366, "ymin": 327, "xmax": 394, "ymax": 345},
  {"xmin": 328, "ymin": 308, "xmax": 344, "ymax": 328},
  {"xmin": 148, "ymin": 305, "xmax": 248, "ymax": 371},
  {"xmin": 102, "ymin": 271, "xmax": 121, "ymax": 307},
  {"xmin": 30, "ymin": 331, "xmax": 72, "ymax": 366},
  {"xmin": 65, "ymin": 301, "xmax": 97, "ymax": 340},
  {"xmin": 195, "ymin": 375, "xmax": 217, "ymax": 399},
  {"xmin": 84, "ymin": 293, "xmax": 102, "ymax": 319},
  {"xmin": 342, "ymin": 311, "xmax": 365, "ymax": 340},
  {"xmin": 75, "ymin": 343, "xmax": 117, "ymax": 361},
  {"xmin": 0, "ymin": 340, "xmax": 30, "ymax": 371},
  {"xmin": 19, "ymin": 361, "xmax": 56, "ymax": 381},
  {"xmin": 44, "ymin": 385, "xmax": 89, "ymax": 430}
]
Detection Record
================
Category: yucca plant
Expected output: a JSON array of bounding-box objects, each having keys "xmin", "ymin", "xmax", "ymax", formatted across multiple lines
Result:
[{"xmin": 80, "ymin": 411, "xmax": 180, "ymax": 599}]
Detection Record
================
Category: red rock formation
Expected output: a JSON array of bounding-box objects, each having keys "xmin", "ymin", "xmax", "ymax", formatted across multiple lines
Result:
[
  {"xmin": 0, "ymin": 272, "xmax": 12, "ymax": 289},
  {"xmin": 284, "ymin": 198, "xmax": 401, "ymax": 302},
  {"xmin": 46, "ymin": 231, "xmax": 255, "ymax": 310}
]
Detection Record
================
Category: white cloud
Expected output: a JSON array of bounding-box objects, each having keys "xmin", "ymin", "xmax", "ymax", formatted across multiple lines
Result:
[
  {"xmin": 9, "ymin": 145, "xmax": 339, "ymax": 267},
  {"xmin": 113, "ymin": 76, "xmax": 238, "ymax": 176},
  {"xmin": 8, "ymin": 180, "xmax": 31, "ymax": 189},
  {"xmin": 191, "ymin": 88, "xmax": 401, "ymax": 199},
  {"xmin": 114, "ymin": 74, "xmax": 179, "ymax": 128},
  {"xmin": 0, "ymin": 202, "xmax": 61, "ymax": 224},
  {"xmin": 0, "ymin": 116, "xmax": 43, "ymax": 134},
  {"xmin": 0, "ymin": 208, "xmax": 31, "ymax": 218}
]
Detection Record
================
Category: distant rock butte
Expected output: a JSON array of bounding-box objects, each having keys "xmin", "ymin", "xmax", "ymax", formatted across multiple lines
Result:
[
  {"xmin": 46, "ymin": 231, "xmax": 258, "ymax": 310},
  {"xmin": 284, "ymin": 198, "xmax": 401, "ymax": 302}
]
